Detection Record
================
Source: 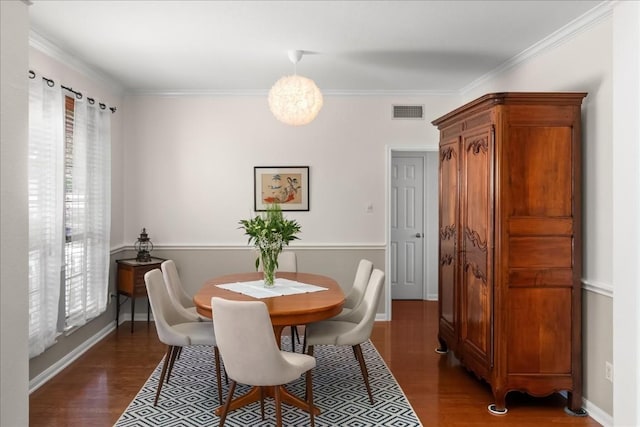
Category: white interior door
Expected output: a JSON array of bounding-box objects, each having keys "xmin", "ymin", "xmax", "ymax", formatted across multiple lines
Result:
[{"xmin": 391, "ymin": 154, "xmax": 424, "ymax": 299}]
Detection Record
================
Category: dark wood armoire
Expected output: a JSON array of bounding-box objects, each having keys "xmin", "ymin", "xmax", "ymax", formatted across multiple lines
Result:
[{"xmin": 432, "ymin": 92, "xmax": 587, "ymax": 415}]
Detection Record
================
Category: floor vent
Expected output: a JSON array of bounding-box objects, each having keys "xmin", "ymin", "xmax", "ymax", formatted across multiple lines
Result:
[{"xmin": 393, "ymin": 105, "xmax": 424, "ymax": 120}]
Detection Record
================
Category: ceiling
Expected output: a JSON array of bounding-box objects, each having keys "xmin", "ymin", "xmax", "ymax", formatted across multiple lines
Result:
[{"xmin": 28, "ymin": 0, "xmax": 603, "ymax": 94}]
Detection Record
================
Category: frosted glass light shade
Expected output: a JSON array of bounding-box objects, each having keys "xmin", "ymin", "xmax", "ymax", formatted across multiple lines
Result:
[{"xmin": 268, "ymin": 74, "xmax": 323, "ymax": 126}]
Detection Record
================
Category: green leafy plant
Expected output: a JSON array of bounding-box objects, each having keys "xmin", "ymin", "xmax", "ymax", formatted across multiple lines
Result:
[{"xmin": 239, "ymin": 204, "xmax": 301, "ymax": 283}]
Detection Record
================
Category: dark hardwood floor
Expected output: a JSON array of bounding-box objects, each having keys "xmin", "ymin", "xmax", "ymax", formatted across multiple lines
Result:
[{"xmin": 29, "ymin": 300, "xmax": 602, "ymax": 426}]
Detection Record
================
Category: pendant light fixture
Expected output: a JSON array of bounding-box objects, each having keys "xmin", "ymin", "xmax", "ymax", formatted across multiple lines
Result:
[{"xmin": 268, "ymin": 50, "xmax": 323, "ymax": 126}]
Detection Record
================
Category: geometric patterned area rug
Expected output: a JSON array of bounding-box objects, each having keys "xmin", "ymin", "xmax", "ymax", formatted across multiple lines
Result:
[{"xmin": 114, "ymin": 338, "xmax": 422, "ymax": 426}]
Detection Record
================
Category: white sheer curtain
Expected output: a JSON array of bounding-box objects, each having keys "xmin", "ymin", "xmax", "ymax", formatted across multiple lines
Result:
[
  {"xmin": 64, "ymin": 97, "xmax": 111, "ymax": 329},
  {"xmin": 28, "ymin": 75, "xmax": 112, "ymax": 353},
  {"xmin": 28, "ymin": 77, "xmax": 64, "ymax": 358}
]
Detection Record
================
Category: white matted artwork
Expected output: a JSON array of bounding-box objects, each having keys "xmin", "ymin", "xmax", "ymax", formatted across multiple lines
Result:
[{"xmin": 254, "ymin": 166, "xmax": 309, "ymax": 211}]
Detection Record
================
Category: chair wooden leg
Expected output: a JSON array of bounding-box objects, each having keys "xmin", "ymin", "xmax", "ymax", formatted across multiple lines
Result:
[
  {"xmin": 351, "ymin": 345, "xmax": 369, "ymax": 378},
  {"xmin": 353, "ymin": 344, "xmax": 374, "ymax": 404},
  {"xmin": 218, "ymin": 379, "xmax": 236, "ymax": 427},
  {"xmin": 290, "ymin": 325, "xmax": 297, "ymax": 352},
  {"xmin": 305, "ymin": 345, "xmax": 314, "ymax": 401},
  {"xmin": 306, "ymin": 369, "xmax": 315, "ymax": 427},
  {"xmin": 260, "ymin": 386, "xmax": 265, "ymax": 420},
  {"xmin": 166, "ymin": 345, "xmax": 180, "ymax": 383},
  {"xmin": 274, "ymin": 383, "xmax": 282, "ymax": 427},
  {"xmin": 213, "ymin": 346, "xmax": 222, "ymax": 404},
  {"xmin": 154, "ymin": 346, "xmax": 173, "ymax": 406}
]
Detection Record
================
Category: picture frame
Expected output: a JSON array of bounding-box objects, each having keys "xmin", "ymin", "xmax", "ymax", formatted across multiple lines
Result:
[{"xmin": 254, "ymin": 166, "xmax": 309, "ymax": 211}]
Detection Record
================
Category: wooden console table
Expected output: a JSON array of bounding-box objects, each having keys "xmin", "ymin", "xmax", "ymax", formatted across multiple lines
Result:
[{"xmin": 116, "ymin": 257, "xmax": 165, "ymax": 333}]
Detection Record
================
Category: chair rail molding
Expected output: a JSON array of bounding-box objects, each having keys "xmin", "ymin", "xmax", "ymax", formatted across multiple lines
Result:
[{"xmin": 582, "ymin": 279, "xmax": 613, "ymax": 298}]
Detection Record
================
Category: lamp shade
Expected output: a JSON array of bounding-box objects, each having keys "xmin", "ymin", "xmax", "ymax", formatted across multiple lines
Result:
[{"xmin": 268, "ymin": 74, "xmax": 323, "ymax": 126}]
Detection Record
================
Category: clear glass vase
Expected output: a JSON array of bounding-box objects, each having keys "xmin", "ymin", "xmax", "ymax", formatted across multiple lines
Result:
[{"xmin": 261, "ymin": 250, "xmax": 279, "ymax": 288}]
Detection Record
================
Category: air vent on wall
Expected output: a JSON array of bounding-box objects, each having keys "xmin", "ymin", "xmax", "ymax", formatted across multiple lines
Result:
[{"xmin": 392, "ymin": 104, "xmax": 424, "ymax": 120}]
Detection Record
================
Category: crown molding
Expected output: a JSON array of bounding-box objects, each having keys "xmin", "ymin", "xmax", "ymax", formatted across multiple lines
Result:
[
  {"xmin": 129, "ymin": 88, "xmax": 457, "ymax": 97},
  {"xmin": 461, "ymin": 1, "xmax": 615, "ymax": 95},
  {"xmin": 29, "ymin": 29, "xmax": 124, "ymax": 96}
]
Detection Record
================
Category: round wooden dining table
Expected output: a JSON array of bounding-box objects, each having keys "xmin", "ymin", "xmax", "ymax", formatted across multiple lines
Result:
[{"xmin": 193, "ymin": 271, "xmax": 345, "ymax": 415}]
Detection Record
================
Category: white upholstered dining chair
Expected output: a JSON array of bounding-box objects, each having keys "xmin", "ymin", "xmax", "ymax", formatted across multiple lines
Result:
[
  {"xmin": 144, "ymin": 269, "xmax": 222, "ymax": 406},
  {"xmin": 211, "ymin": 297, "xmax": 316, "ymax": 427},
  {"xmin": 257, "ymin": 250, "xmax": 297, "ymax": 272},
  {"xmin": 277, "ymin": 251, "xmax": 297, "ymax": 272},
  {"xmin": 161, "ymin": 259, "xmax": 205, "ymax": 322},
  {"xmin": 257, "ymin": 251, "xmax": 300, "ymax": 350},
  {"xmin": 331, "ymin": 259, "xmax": 374, "ymax": 321},
  {"xmin": 304, "ymin": 268, "xmax": 385, "ymax": 404}
]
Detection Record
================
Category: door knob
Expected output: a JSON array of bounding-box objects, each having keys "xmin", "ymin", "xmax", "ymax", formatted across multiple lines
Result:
[{"xmin": 415, "ymin": 233, "xmax": 424, "ymax": 238}]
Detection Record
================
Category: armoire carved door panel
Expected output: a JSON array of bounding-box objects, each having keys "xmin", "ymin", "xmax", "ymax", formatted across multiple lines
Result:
[
  {"xmin": 437, "ymin": 140, "xmax": 459, "ymax": 350},
  {"xmin": 504, "ymin": 124, "xmax": 575, "ymax": 377},
  {"xmin": 460, "ymin": 125, "xmax": 493, "ymax": 371}
]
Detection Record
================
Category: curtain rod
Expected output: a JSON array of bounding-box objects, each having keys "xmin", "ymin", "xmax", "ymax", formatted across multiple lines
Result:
[{"xmin": 28, "ymin": 70, "xmax": 117, "ymax": 114}]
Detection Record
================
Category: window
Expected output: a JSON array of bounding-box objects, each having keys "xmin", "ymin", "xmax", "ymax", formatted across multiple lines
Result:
[
  {"xmin": 62, "ymin": 94, "xmax": 111, "ymax": 331},
  {"xmin": 28, "ymin": 77, "xmax": 111, "ymax": 357}
]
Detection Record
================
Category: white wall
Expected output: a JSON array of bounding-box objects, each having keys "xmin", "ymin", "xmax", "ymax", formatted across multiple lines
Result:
[
  {"xmin": 464, "ymin": 12, "xmax": 614, "ymax": 288},
  {"xmin": 612, "ymin": 1, "xmax": 640, "ymax": 426},
  {"xmin": 122, "ymin": 94, "xmax": 456, "ymax": 320},
  {"xmin": 122, "ymin": 95, "xmax": 453, "ymax": 247},
  {"xmin": 1, "ymin": 1, "xmax": 30, "ymax": 425}
]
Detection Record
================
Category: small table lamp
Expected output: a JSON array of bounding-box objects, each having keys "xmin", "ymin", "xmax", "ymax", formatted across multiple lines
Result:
[{"xmin": 134, "ymin": 228, "xmax": 154, "ymax": 262}]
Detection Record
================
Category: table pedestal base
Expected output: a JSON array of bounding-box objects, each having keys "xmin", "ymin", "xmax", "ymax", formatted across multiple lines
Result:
[{"xmin": 215, "ymin": 385, "xmax": 320, "ymax": 416}]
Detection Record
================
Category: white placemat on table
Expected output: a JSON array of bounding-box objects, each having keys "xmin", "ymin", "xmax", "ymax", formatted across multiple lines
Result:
[{"xmin": 216, "ymin": 278, "xmax": 328, "ymax": 299}]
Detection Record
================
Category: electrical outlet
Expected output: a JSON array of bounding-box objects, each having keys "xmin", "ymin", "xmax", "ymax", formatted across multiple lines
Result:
[{"xmin": 605, "ymin": 361, "xmax": 613, "ymax": 382}]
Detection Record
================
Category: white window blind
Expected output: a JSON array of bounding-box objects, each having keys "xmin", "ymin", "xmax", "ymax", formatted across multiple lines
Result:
[
  {"xmin": 63, "ymin": 95, "xmax": 111, "ymax": 330},
  {"xmin": 28, "ymin": 77, "xmax": 64, "ymax": 358}
]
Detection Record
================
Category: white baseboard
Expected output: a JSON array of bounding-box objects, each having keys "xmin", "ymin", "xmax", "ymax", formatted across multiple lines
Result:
[
  {"xmin": 29, "ymin": 322, "xmax": 116, "ymax": 394},
  {"xmin": 584, "ymin": 398, "xmax": 613, "ymax": 427},
  {"xmin": 559, "ymin": 390, "xmax": 612, "ymax": 427},
  {"xmin": 375, "ymin": 313, "xmax": 389, "ymax": 321},
  {"xmin": 120, "ymin": 311, "xmax": 155, "ymax": 323},
  {"xmin": 29, "ymin": 314, "xmax": 158, "ymax": 393}
]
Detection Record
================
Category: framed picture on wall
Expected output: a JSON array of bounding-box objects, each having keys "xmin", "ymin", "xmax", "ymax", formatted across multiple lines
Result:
[{"xmin": 254, "ymin": 166, "xmax": 309, "ymax": 211}]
